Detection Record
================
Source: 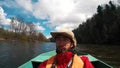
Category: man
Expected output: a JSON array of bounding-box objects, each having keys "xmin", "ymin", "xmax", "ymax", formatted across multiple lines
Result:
[{"xmin": 38, "ymin": 29, "xmax": 94, "ymax": 68}]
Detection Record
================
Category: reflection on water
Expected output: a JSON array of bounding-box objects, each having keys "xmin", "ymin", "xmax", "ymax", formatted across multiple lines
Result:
[
  {"xmin": 0, "ymin": 41, "xmax": 56, "ymax": 68},
  {"xmin": 0, "ymin": 41, "xmax": 120, "ymax": 68}
]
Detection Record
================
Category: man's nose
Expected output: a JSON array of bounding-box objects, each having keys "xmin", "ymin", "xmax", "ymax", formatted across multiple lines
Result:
[{"xmin": 57, "ymin": 40, "xmax": 65, "ymax": 46}]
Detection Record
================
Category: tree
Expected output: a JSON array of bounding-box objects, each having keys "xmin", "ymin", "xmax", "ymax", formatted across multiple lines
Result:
[{"xmin": 73, "ymin": 1, "xmax": 120, "ymax": 44}]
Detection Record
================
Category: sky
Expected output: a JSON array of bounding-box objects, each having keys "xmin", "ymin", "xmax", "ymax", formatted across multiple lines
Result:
[{"xmin": 0, "ymin": 0, "xmax": 119, "ymax": 38}]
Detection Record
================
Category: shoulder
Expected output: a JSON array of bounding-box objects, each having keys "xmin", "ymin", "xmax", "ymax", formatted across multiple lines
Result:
[
  {"xmin": 80, "ymin": 56, "xmax": 94, "ymax": 68},
  {"xmin": 38, "ymin": 55, "xmax": 56, "ymax": 68}
]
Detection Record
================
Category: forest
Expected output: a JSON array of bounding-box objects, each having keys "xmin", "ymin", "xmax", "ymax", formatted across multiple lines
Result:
[{"xmin": 73, "ymin": 1, "xmax": 120, "ymax": 44}]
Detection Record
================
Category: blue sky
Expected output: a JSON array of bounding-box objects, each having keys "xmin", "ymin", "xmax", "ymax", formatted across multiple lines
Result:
[{"xmin": 0, "ymin": 0, "xmax": 118, "ymax": 38}]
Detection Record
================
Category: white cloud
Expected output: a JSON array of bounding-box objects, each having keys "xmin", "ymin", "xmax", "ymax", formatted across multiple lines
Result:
[
  {"xmin": 35, "ymin": 25, "xmax": 45, "ymax": 31},
  {"xmin": 15, "ymin": 0, "xmax": 33, "ymax": 12},
  {"xmin": 33, "ymin": 22, "xmax": 45, "ymax": 31},
  {"xmin": 1, "ymin": 0, "xmax": 118, "ymax": 31},
  {"xmin": 46, "ymin": 35, "xmax": 52, "ymax": 39},
  {"xmin": 55, "ymin": 23, "xmax": 77, "ymax": 31},
  {"xmin": 0, "ymin": 7, "xmax": 10, "ymax": 26},
  {"xmin": 30, "ymin": 0, "xmax": 116, "ymax": 30},
  {"xmin": 0, "ymin": 6, "xmax": 45, "ymax": 32}
]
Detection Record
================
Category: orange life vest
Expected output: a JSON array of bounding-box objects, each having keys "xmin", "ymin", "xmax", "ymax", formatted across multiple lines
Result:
[{"xmin": 46, "ymin": 54, "xmax": 84, "ymax": 68}]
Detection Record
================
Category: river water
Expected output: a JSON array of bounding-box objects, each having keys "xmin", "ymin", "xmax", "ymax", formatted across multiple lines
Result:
[
  {"xmin": 0, "ymin": 41, "xmax": 56, "ymax": 68},
  {"xmin": 0, "ymin": 41, "xmax": 120, "ymax": 68}
]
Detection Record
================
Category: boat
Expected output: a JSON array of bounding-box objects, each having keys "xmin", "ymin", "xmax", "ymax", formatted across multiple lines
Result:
[{"xmin": 18, "ymin": 50, "xmax": 113, "ymax": 68}]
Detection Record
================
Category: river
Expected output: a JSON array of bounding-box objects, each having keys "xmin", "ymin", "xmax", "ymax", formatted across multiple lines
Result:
[{"xmin": 0, "ymin": 41, "xmax": 120, "ymax": 68}]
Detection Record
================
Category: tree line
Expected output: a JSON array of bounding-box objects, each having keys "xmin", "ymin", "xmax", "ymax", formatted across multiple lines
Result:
[
  {"xmin": 73, "ymin": 1, "xmax": 120, "ymax": 44},
  {"xmin": 0, "ymin": 17, "xmax": 48, "ymax": 42}
]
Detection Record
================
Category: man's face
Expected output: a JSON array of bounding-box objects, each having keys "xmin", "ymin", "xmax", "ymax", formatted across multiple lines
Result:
[{"xmin": 55, "ymin": 35, "xmax": 72, "ymax": 54}]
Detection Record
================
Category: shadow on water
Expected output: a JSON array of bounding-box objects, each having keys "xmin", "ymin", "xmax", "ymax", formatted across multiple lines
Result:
[
  {"xmin": 0, "ymin": 41, "xmax": 56, "ymax": 68},
  {"xmin": 76, "ymin": 44, "xmax": 120, "ymax": 68}
]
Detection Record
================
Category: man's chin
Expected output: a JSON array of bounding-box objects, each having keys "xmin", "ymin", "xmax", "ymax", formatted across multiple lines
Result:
[
  {"xmin": 56, "ymin": 48, "xmax": 67, "ymax": 54},
  {"xmin": 56, "ymin": 50, "xmax": 61, "ymax": 54},
  {"xmin": 56, "ymin": 48, "xmax": 74, "ymax": 54}
]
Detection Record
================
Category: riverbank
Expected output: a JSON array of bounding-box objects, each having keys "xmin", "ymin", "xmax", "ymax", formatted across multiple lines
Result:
[
  {"xmin": 0, "ymin": 37, "xmax": 49, "ymax": 43},
  {"xmin": 0, "ymin": 38, "xmax": 5, "ymax": 41},
  {"xmin": 76, "ymin": 44, "xmax": 120, "ymax": 68}
]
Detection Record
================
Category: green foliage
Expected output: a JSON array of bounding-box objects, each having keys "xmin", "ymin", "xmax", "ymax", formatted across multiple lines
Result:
[
  {"xmin": 0, "ymin": 28, "xmax": 48, "ymax": 42},
  {"xmin": 73, "ymin": 1, "xmax": 120, "ymax": 44}
]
